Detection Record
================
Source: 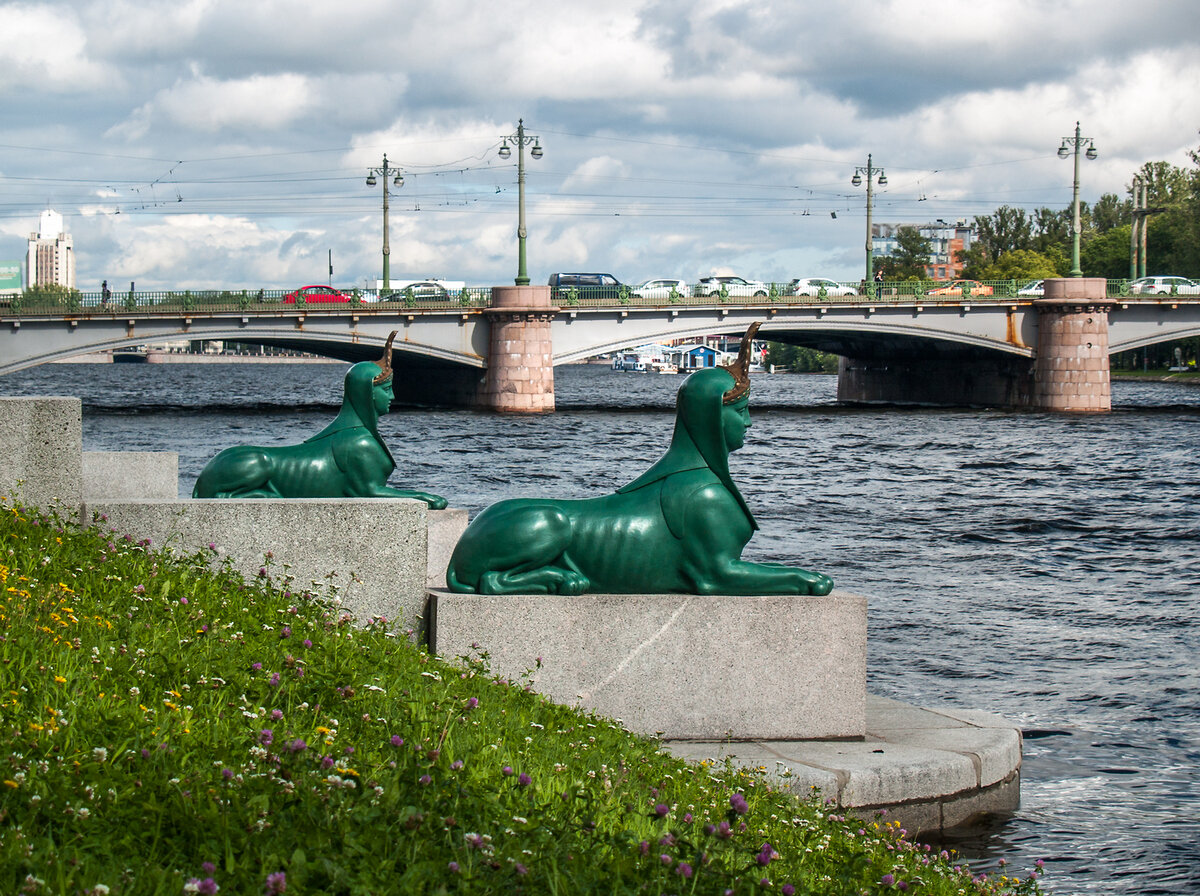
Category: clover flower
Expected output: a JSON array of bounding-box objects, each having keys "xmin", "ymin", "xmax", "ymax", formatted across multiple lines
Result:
[
  {"xmin": 264, "ymin": 871, "xmax": 287, "ymax": 894},
  {"xmin": 730, "ymin": 792, "xmax": 749, "ymax": 815}
]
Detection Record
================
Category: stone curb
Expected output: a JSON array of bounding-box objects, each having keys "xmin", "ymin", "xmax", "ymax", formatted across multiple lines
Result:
[{"xmin": 664, "ymin": 695, "xmax": 1021, "ymax": 837}]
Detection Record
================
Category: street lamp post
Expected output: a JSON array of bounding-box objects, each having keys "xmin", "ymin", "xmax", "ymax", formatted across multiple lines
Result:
[
  {"xmin": 366, "ymin": 155, "xmax": 404, "ymax": 292},
  {"xmin": 497, "ymin": 119, "xmax": 543, "ymax": 286},
  {"xmin": 1057, "ymin": 122, "xmax": 1098, "ymax": 278},
  {"xmin": 851, "ymin": 155, "xmax": 887, "ymax": 287}
]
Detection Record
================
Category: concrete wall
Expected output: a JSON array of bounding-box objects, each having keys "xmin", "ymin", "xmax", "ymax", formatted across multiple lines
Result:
[
  {"xmin": 429, "ymin": 590, "xmax": 868, "ymax": 741},
  {"xmin": 0, "ymin": 396, "xmax": 82, "ymax": 513},
  {"xmin": 86, "ymin": 498, "xmax": 432, "ymax": 633},
  {"xmin": 83, "ymin": 451, "xmax": 178, "ymax": 500}
]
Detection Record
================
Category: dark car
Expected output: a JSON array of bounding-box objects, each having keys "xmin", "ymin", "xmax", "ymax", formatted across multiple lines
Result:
[
  {"xmin": 282, "ymin": 285, "xmax": 351, "ymax": 304},
  {"xmin": 547, "ymin": 272, "xmax": 624, "ymax": 302}
]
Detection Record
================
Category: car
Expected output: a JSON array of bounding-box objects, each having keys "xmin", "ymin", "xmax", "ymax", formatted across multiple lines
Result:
[
  {"xmin": 1017, "ymin": 280, "xmax": 1045, "ymax": 297},
  {"xmin": 1129, "ymin": 276, "xmax": 1200, "ymax": 296},
  {"xmin": 928, "ymin": 279, "xmax": 994, "ymax": 297},
  {"xmin": 547, "ymin": 272, "xmax": 625, "ymax": 302},
  {"xmin": 631, "ymin": 278, "xmax": 688, "ymax": 300},
  {"xmin": 790, "ymin": 277, "xmax": 856, "ymax": 298},
  {"xmin": 695, "ymin": 275, "xmax": 769, "ymax": 298},
  {"xmin": 282, "ymin": 285, "xmax": 352, "ymax": 304},
  {"xmin": 380, "ymin": 281, "xmax": 451, "ymax": 301}
]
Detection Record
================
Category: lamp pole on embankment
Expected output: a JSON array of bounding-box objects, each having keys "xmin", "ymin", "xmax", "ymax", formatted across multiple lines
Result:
[
  {"xmin": 366, "ymin": 155, "xmax": 404, "ymax": 292},
  {"xmin": 851, "ymin": 155, "xmax": 887, "ymax": 287},
  {"xmin": 498, "ymin": 120, "xmax": 543, "ymax": 286},
  {"xmin": 1058, "ymin": 122, "xmax": 1097, "ymax": 278}
]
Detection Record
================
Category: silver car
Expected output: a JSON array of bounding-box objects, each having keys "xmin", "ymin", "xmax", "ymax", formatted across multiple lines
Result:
[
  {"xmin": 632, "ymin": 278, "xmax": 688, "ymax": 299},
  {"xmin": 695, "ymin": 275, "xmax": 769, "ymax": 298},
  {"xmin": 790, "ymin": 277, "xmax": 856, "ymax": 297},
  {"xmin": 1129, "ymin": 276, "xmax": 1200, "ymax": 296}
]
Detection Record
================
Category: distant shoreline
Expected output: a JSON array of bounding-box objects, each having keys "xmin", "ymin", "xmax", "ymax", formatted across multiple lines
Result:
[{"xmin": 53, "ymin": 352, "xmax": 342, "ymax": 365}]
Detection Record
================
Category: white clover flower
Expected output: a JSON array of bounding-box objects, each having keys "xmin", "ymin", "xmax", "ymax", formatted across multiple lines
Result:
[{"xmin": 93, "ymin": 747, "xmax": 108, "ymax": 762}]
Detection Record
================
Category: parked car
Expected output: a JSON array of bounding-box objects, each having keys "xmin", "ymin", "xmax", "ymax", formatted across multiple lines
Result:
[
  {"xmin": 790, "ymin": 277, "xmax": 856, "ymax": 297},
  {"xmin": 282, "ymin": 285, "xmax": 352, "ymax": 304},
  {"xmin": 1017, "ymin": 280, "xmax": 1045, "ymax": 296},
  {"xmin": 631, "ymin": 278, "xmax": 688, "ymax": 299},
  {"xmin": 695, "ymin": 275, "xmax": 769, "ymax": 298},
  {"xmin": 1129, "ymin": 276, "xmax": 1200, "ymax": 296},
  {"xmin": 547, "ymin": 273, "xmax": 625, "ymax": 301},
  {"xmin": 380, "ymin": 281, "xmax": 451, "ymax": 301},
  {"xmin": 928, "ymin": 279, "xmax": 994, "ymax": 297}
]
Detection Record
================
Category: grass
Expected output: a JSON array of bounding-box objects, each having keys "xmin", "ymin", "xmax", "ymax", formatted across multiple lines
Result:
[{"xmin": 0, "ymin": 495, "xmax": 1045, "ymax": 895}]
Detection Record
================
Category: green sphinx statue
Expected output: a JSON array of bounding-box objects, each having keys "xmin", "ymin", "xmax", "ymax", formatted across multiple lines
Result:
[
  {"xmin": 446, "ymin": 323, "xmax": 832, "ymax": 595},
  {"xmin": 193, "ymin": 332, "xmax": 447, "ymax": 508}
]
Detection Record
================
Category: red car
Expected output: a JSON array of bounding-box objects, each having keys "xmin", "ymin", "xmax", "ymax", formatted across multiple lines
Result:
[{"xmin": 282, "ymin": 285, "xmax": 351, "ymax": 304}]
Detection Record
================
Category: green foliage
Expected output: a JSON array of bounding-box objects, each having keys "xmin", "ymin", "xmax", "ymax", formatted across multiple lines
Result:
[
  {"xmin": 22, "ymin": 283, "xmax": 82, "ymax": 310},
  {"xmin": 878, "ymin": 226, "xmax": 933, "ymax": 280},
  {"xmin": 0, "ymin": 500, "xmax": 1044, "ymax": 896},
  {"xmin": 765, "ymin": 342, "xmax": 839, "ymax": 373},
  {"xmin": 980, "ymin": 249, "xmax": 1062, "ymax": 282}
]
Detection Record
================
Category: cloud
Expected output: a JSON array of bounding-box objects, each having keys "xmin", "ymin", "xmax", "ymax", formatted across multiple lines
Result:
[
  {"xmin": 0, "ymin": 3, "xmax": 118, "ymax": 92},
  {"xmin": 107, "ymin": 71, "xmax": 320, "ymax": 139}
]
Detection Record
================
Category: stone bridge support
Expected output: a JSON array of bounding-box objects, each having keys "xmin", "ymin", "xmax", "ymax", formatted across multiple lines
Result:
[
  {"xmin": 482, "ymin": 285, "xmax": 557, "ymax": 413},
  {"xmin": 836, "ymin": 355, "xmax": 1033, "ymax": 408},
  {"xmin": 1032, "ymin": 278, "xmax": 1114, "ymax": 412}
]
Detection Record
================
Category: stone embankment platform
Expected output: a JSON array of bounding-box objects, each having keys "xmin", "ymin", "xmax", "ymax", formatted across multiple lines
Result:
[
  {"xmin": 1, "ymin": 394, "xmax": 1022, "ymax": 836},
  {"xmin": 667, "ymin": 696, "xmax": 1020, "ymax": 836}
]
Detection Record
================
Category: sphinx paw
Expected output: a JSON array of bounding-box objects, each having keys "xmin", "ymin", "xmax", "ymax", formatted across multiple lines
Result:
[
  {"xmin": 803, "ymin": 573, "xmax": 834, "ymax": 596},
  {"xmin": 555, "ymin": 571, "xmax": 590, "ymax": 595}
]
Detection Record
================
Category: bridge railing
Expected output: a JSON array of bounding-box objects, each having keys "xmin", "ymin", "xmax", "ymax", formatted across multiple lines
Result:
[
  {"xmin": 0, "ymin": 279, "xmax": 1171, "ymax": 317},
  {"xmin": 0, "ymin": 287, "xmax": 494, "ymax": 316}
]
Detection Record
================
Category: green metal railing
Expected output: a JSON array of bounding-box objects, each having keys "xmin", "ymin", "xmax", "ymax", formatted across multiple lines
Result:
[
  {"xmin": 1, "ymin": 287, "xmax": 492, "ymax": 316},
  {"xmin": 1, "ymin": 279, "xmax": 1186, "ymax": 318}
]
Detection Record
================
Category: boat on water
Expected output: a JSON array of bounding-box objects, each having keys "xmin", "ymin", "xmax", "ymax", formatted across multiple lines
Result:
[{"xmin": 111, "ymin": 349, "xmax": 148, "ymax": 363}]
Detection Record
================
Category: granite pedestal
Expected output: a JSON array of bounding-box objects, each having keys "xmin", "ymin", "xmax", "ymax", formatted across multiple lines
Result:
[
  {"xmin": 428, "ymin": 590, "xmax": 867, "ymax": 741},
  {"xmin": 83, "ymin": 451, "xmax": 179, "ymax": 501},
  {"xmin": 0, "ymin": 396, "xmax": 82, "ymax": 512},
  {"xmin": 85, "ymin": 498, "xmax": 432, "ymax": 631}
]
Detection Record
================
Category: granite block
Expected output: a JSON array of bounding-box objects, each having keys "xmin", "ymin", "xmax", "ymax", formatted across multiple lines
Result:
[
  {"xmin": 429, "ymin": 590, "xmax": 867, "ymax": 741},
  {"xmin": 85, "ymin": 498, "xmax": 429, "ymax": 629},
  {"xmin": 0, "ymin": 396, "xmax": 82, "ymax": 513},
  {"xmin": 83, "ymin": 451, "xmax": 179, "ymax": 501}
]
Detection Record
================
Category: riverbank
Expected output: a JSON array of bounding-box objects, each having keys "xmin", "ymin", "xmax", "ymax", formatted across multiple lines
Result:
[
  {"xmin": 0, "ymin": 499, "xmax": 1039, "ymax": 896},
  {"xmin": 53, "ymin": 351, "xmax": 341, "ymax": 365},
  {"xmin": 1111, "ymin": 370, "xmax": 1200, "ymax": 385}
]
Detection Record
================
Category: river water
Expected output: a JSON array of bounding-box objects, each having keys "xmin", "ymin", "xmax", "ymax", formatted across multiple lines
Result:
[{"xmin": 4, "ymin": 361, "xmax": 1199, "ymax": 895}]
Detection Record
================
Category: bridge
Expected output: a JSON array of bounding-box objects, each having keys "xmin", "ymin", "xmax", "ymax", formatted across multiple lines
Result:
[{"xmin": 3, "ymin": 280, "xmax": 1198, "ymax": 411}]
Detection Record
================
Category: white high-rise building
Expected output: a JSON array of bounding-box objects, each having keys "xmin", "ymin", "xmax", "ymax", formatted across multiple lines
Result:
[{"xmin": 26, "ymin": 209, "xmax": 75, "ymax": 289}]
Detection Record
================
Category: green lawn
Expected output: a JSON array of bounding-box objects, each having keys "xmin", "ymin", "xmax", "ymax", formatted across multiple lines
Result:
[{"xmin": 0, "ymin": 497, "xmax": 1043, "ymax": 895}]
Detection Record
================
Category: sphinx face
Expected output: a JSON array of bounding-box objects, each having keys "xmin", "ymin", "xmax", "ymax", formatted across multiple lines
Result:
[
  {"xmin": 722, "ymin": 397, "xmax": 751, "ymax": 452},
  {"xmin": 373, "ymin": 378, "xmax": 394, "ymax": 416}
]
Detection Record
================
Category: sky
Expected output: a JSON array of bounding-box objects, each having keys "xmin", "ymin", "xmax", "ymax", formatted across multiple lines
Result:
[{"xmin": 2, "ymin": 0, "xmax": 1199, "ymax": 293}]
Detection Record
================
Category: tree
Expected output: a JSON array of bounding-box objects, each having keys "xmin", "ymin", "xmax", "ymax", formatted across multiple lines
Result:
[
  {"xmin": 877, "ymin": 226, "xmax": 933, "ymax": 280},
  {"xmin": 972, "ymin": 206, "xmax": 1034, "ymax": 263},
  {"xmin": 765, "ymin": 342, "xmax": 838, "ymax": 373},
  {"xmin": 1090, "ymin": 192, "xmax": 1131, "ymax": 234},
  {"xmin": 22, "ymin": 283, "xmax": 82, "ymax": 307},
  {"xmin": 980, "ymin": 249, "xmax": 1061, "ymax": 282},
  {"xmin": 1081, "ymin": 224, "xmax": 1135, "ymax": 279}
]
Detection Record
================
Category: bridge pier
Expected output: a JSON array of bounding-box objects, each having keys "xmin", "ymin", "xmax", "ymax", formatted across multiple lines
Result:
[
  {"xmin": 836, "ymin": 355, "xmax": 1033, "ymax": 407},
  {"xmin": 1032, "ymin": 278, "xmax": 1114, "ymax": 412},
  {"xmin": 481, "ymin": 285, "xmax": 558, "ymax": 413}
]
